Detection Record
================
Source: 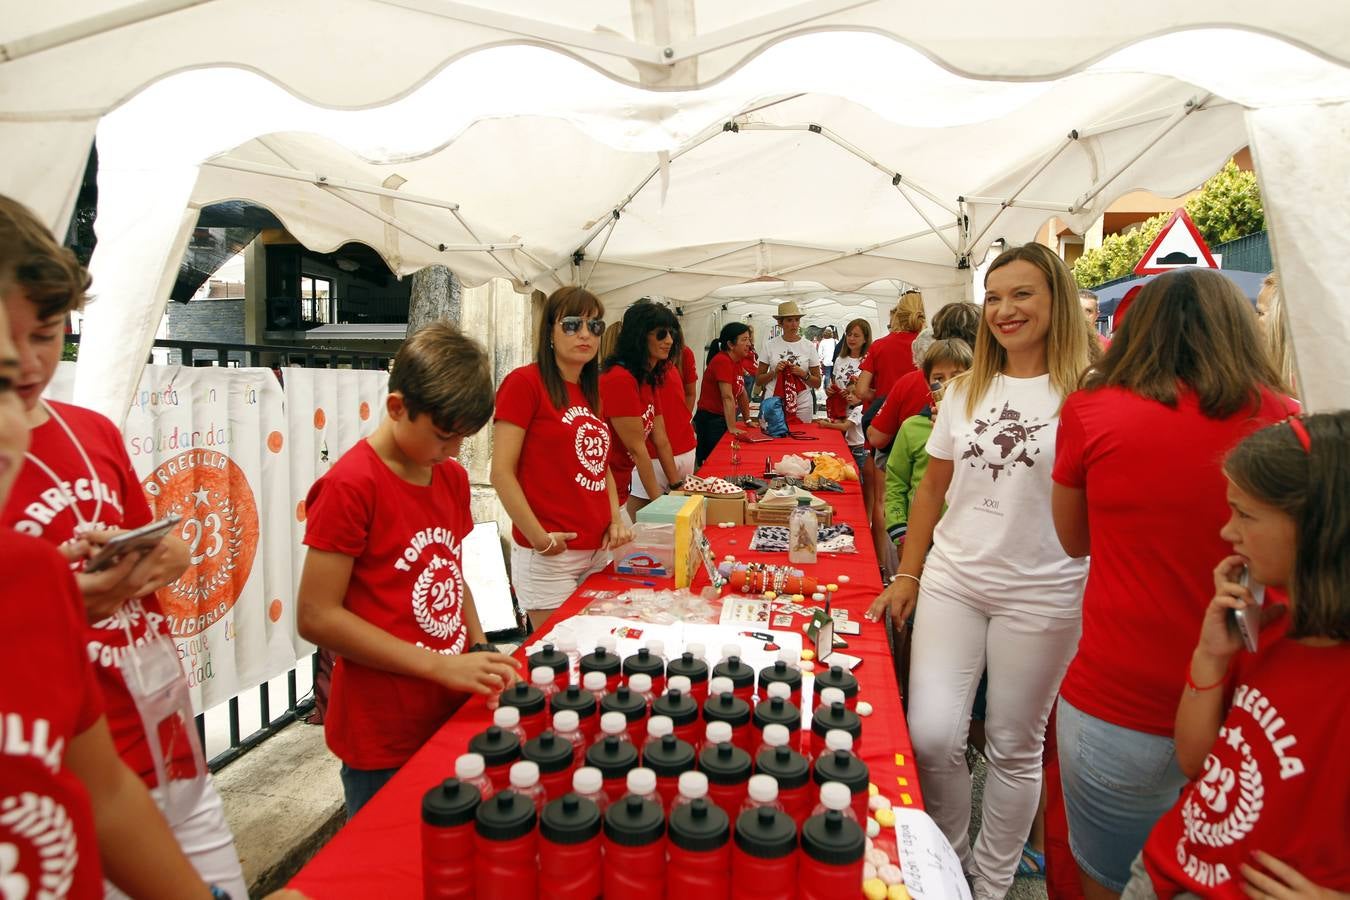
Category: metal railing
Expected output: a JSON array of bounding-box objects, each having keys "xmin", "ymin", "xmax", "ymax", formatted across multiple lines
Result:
[{"xmin": 267, "ymin": 294, "xmax": 411, "ymax": 331}]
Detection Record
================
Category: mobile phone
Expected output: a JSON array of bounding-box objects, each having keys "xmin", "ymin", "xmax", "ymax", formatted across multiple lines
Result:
[
  {"xmin": 84, "ymin": 515, "xmax": 182, "ymax": 573},
  {"xmin": 1231, "ymin": 565, "xmax": 1265, "ymax": 653}
]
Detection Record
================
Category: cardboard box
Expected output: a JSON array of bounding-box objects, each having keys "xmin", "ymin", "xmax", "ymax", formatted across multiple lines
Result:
[
  {"xmin": 672, "ymin": 489, "xmax": 745, "ymax": 527},
  {"xmin": 636, "ymin": 493, "xmax": 706, "ymax": 587},
  {"xmin": 747, "ymin": 501, "xmax": 834, "ymax": 527}
]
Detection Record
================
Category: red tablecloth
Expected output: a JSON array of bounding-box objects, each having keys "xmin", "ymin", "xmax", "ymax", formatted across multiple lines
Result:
[{"xmin": 291, "ymin": 425, "xmax": 920, "ymax": 898}]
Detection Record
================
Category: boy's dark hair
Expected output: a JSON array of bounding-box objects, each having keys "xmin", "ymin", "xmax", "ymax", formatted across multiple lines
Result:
[
  {"xmin": 537, "ymin": 286, "xmax": 604, "ymax": 412},
  {"xmin": 0, "ymin": 195, "xmax": 91, "ymax": 319},
  {"xmin": 1081, "ymin": 268, "xmax": 1285, "ymax": 418},
  {"xmin": 1225, "ymin": 412, "xmax": 1350, "ymax": 641},
  {"xmin": 389, "ymin": 321, "xmax": 494, "ymax": 435},
  {"xmin": 921, "ymin": 338, "xmax": 974, "ymax": 381},
  {"xmin": 708, "ymin": 321, "xmax": 750, "ymax": 366},
  {"xmin": 931, "ymin": 302, "xmax": 980, "ymax": 345},
  {"xmin": 604, "ymin": 299, "xmax": 679, "ymax": 387}
]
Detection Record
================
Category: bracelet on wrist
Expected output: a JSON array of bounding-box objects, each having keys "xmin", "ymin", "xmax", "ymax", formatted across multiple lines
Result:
[
  {"xmin": 1185, "ymin": 659, "xmax": 1230, "ymax": 693},
  {"xmin": 893, "ymin": 572, "xmax": 921, "ymax": 587}
]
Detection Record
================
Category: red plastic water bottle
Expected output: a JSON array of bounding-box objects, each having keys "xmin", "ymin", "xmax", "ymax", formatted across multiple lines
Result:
[
  {"xmin": 584, "ymin": 732, "xmax": 638, "ymax": 806},
  {"xmin": 652, "ymin": 678, "xmax": 702, "ymax": 746},
  {"xmin": 798, "ymin": 806, "xmax": 865, "ymax": 899},
  {"xmin": 539, "ymin": 792, "xmax": 603, "ymax": 900},
  {"xmin": 752, "ymin": 683, "xmax": 802, "ymax": 748},
  {"xmin": 812, "ymin": 664, "xmax": 859, "ymax": 711},
  {"xmin": 499, "ymin": 680, "xmax": 549, "ymax": 740},
  {"xmin": 421, "ymin": 778, "xmax": 480, "ymax": 900},
  {"xmin": 755, "ymin": 731, "xmax": 812, "ymax": 827},
  {"xmin": 579, "ymin": 643, "xmax": 622, "ymax": 692},
  {"xmin": 601, "ymin": 683, "xmax": 651, "ymax": 747},
  {"xmin": 508, "ymin": 760, "xmax": 547, "ymax": 812},
  {"xmin": 522, "ymin": 730, "xmax": 575, "ymax": 802},
  {"xmin": 813, "ymin": 745, "xmax": 870, "ymax": 824},
  {"xmin": 602, "ymin": 793, "xmax": 666, "ymax": 899},
  {"xmin": 640, "ymin": 717, "xmax": 696, "ymax": 811},
  {"xmin": 666, "ymin": 651, "xmax": 710, "ymax": 703},
  {"xmin": 472, "ymin": 790, "xmax": 537, "ymax": 900},
  {"xmin": 453, "ymin": 753, "xmax": 496, "ymax": 802},
  {"xmin": 809, "ymin": 690, "xmax": 862, "ymax": 757},
  {"xmin": 527, "ymin": 642, "xmax": 571, "ymax": 693},
  {"xmin": 667, "ymin": 793, "xmax": 731, "ymax": 900},
  {"xmin": 758, "ymin": 654, "xmax": 803, "ymax": 706},
  {"xmin": 731, "ymin": 805, "xmax": 798, "ymax": 899},
  {"xmin": 703, "ymin": 679, "xmax": 754, "ymax": 755},
  {"xmin": 622, "ymin": 646, "xmax": 666, "ymax": 696},
  {"xmin": 550, "ymin": 684, "xmax": 599, "ymax": 743},
  {"xmin": 570, "ymin": 766, "xmax": 610, "ymax": 814},
  {"xmin": 712, "ymin": 648, "xmax": 756, "ymax": 705},
  {"xmin": 551, "ymin": 710, "xmax": 588, "ymax": 759},
  {"xmin": 699, "ymin": 722, "xmax": 752, "ymax": 821},
  {"xmin": 467, "ymin": 723, "xmax": 522, "ymax": 793}
]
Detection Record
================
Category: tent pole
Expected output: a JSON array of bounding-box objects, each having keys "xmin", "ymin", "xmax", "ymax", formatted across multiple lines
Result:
[
  {"xmin": 449, "ymin": 208, "xmax": 529, "ymax": 284},
  {"xmin": 961, "ymin": 197, "xmax": 1074, "ymax": 212},
  {"xmin": 323, "ymin": 187, "xmax": 518, "ymax": 254},
  {"xmin": 581, "ymin": 215, "xmax": 620, "ymax": 291},
  {"xmin": 893, "ymin": 182, "xmax": 960, "ymax": 257},
  {"xmin": 595, "ymin": 241, "xmax": 767, "ymax": 296},
  {"xmin": 203, "ymin": 159, "xmax": 463, "ymax": 212},
  {"xmin": 965, "ymin": 134, "xmax": 1076, "ymax": 251},
  {"xmin": 765, "ymin": 223, "xmax": 960, "ymax": 278},
  {"xmin": 1072, "ymin": 94, "xmax": 1212, "ymax": 211},
  {"xmin": 0, "ymin": 0, "xmax": 213, "ymax": 62}
]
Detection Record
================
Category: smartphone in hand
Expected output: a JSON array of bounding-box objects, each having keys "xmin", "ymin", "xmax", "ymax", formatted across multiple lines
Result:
[
  {"xmin": 84, "ymin": 515, "xmax": 182, "ymax": 573},
  {"xmin": 1230, "ymin": 565, "xmax": 1265, "ymax": 653}
]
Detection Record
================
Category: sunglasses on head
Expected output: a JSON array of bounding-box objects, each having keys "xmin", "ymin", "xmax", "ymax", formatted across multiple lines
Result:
[{"xmin": 559, "ymin": 316, "xmax": 605, "ymax": 337}]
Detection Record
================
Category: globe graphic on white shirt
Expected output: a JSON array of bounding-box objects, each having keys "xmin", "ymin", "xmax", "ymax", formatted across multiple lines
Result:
[{"xmin": 973, "ymin": 419, "xmax": 1030, "ymax": 463}]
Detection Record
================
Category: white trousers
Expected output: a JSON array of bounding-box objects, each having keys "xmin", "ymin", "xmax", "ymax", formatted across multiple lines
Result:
[
  {"xmin": 630, "ymin": 448, "xmax": 697, "ymax": 500},
  {"xmin": 510, "ymin": 544, "xmax": 611, "ymax": 611},
  {"xmin": 906, "ymin": 576, "xmax": 1081, "ymax": 900}
]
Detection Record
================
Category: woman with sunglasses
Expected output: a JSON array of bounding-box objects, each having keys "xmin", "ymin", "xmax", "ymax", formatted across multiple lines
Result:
[
  {"xmin": 492, "ymin": 286, "xmax": 632, "ymax": 629},
  {"xmin": 601, "ymin": 300, "xmax": 683, "ymax": 519}
]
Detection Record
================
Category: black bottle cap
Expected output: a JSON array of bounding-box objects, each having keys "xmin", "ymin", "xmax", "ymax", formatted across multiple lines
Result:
[
  {"xmin": 600, "ymin": 685, "xmax": 648, "ymax": 722},
  {"xmin": 641, "ymin": 734, "xmax": 696, "ymax": 777},
  {"xmin": 812, "ymin": 748, "xmax": 869, "ymax": 791},
  {"xmin": 473, "ymin": 789, "xmax": 537, "ymax": 841},
  {"xmin": 754, "ymin": 745, "xmax": 809, "ymax": 790},
  {"xmin": 522, "ymin": 731, "xmax": 574, "ymax": 774},
  {"xmin": 622, "ymin": 647, "xmax": 665, "ymax": 678},
  {"xmin": 814, "ymin": 664, "xmax": 859, "ymax": 698},
  {"xmin": 732, "ymin": 806, "xmax": 797, "ymax": 858},
  {"xmin": 550, "ymin": 685, "xmax": 597, "ymax": 718},
  {"xmin": 579, "ymin": 646, "xmax": 621, "ymax": 676},
  {"xmin": 711, "ymin": 655, "xmax": 754, "ymax": 688},
  {"xmin": 584, "ymin": 735, "xmax": 639, "ymax": 778},
  {"xmin": 651, "ymin": 688, "xmax": 698, "ymax": 726},
  {"xmin": 800, "ymin": 809, "xmax": 865, "ymax": 865},
  {"xmin": 697, "ymin": 741, "xmax": 751, "ymax": 784},
  {"xmin": 602, "ymin": 794, "xmax": 665, "ymax": 846},
  {"xmin": 702, "ymin": 692, "xmax": 750, "ymax": 728},
  {"xmin": 526, "ymin": 643, "xmax": 568, "ymax": 676},
  {"xmin": 810, "ymin": 701, "xmax": 862, "ymax": 739},
  {"xmin": 539, "ymin": 793, "xmax": 602, "ymax": 845},
  {"xmin": 757, "ymin": 659, "xmax": 803, "ymax": 693},
  {"xmin": 467, "ymin": 725, "xmax": 521, "ymax": 768},
  {"xmin": 667, "ymin": 797, "xmax": 730, "ymax": 852},
  {"xmin": 421, "ymin": 778, "xmax": 480, "ymax": 828},
  {"xmin": 498, "ymin": 680, "xmax": 546, "ymax": 717},
  {"xmin": 752, "ymin": 696, "xmax": 801, "ymax": 733},
  {"xmin": 666, "ymin": 652, "xmax": 709, "ymax": 684}
]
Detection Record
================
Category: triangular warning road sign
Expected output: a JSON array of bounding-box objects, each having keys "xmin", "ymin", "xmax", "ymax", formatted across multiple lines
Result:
[{"xmin": 1133, "ymin": 208, "xmax": 1218, "ymax": 275}]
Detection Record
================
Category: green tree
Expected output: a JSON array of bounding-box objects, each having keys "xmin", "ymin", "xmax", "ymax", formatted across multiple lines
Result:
[{"xmin": 1073, "ymin": 159, "xmax": 1264, "ymax": 288}]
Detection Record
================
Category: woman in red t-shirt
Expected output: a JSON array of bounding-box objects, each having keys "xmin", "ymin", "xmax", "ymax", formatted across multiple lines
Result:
[
  {"xmin": 1121, "ymin": 413, "xmax": 1350, "ymax": 899},
  {"xmin": 1050, "ymin": 269, "xmax": 1295, "ymax": 897},
  {"xmin": 693, "ymin": 322, "xmax": 753, "ymax": 466},
  {"xmin": 492, "ymin": 286, "xmax": 631, "ymax": 629},
  {"xmin": 740, "ymin": 326, "xmax": 760, "ymax": 398}
]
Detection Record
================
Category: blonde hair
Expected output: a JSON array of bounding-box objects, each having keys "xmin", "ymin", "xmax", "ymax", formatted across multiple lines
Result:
[
  {"xmin": 1258, "ymin": 273, "xmax": 1297, "ymax": 391},
  {"xmin": 890, "ymin": 291, "xmax": 925, "ymax": 333},
  {"xmin": 963, "ymin": 243, "xmax": 1093, "ymax": 417}
]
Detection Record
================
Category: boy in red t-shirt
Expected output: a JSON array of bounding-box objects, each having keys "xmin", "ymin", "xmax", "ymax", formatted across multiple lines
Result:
[{"xmin": 297, "ymin": 323, "xmax": 520, "ymax": 815}]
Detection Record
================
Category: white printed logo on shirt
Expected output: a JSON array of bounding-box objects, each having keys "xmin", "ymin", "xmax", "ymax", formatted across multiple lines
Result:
[
  {"xmin": 562, "ymin": 405, "xmax": 610, "ymax": 493},
  {"xmin": 396, "ymin": 527, "xmax": 468, "ymax": 652},
  {"xmin": 0, "ymin": 792, "xmax": 78, "ymax": 900},
  {"xmin": 961, "ymin": 402, "xmax": 1049, "ymax": 482}
]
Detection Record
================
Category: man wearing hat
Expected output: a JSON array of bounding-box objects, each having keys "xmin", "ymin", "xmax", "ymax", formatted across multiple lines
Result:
[{"xmin": 754, "ymin": 300, "xmax": 822, "ymax": 423}]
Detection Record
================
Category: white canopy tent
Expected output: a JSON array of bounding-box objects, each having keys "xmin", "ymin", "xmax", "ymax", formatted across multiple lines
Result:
[{"xmin": 2, "ymin": 4, "xmax": 1348, "ymax": 419}]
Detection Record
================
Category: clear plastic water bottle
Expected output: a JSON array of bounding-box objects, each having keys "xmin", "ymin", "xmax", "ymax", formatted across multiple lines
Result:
[
  {"xmin": 740, "ymin": 774, "xmax": 785, "ymax": 814},
  {"xmin": 532, "ymin": 666, "xmax": 560, "ymax": 704},
  {"xmin": 788, "ymin": 496, "xmax": 819, "ymax": 564},
  {"xmin": 818, "ymin": 728, "xmax": 854, "ymax": 762},
  {"xmin": 670, "ymin": 770, "xmax": 711, "ymax": 812},
  {"xmin": 765, "ymin": 681, "xmax": 792, "ymax": 702},
  {"xmin": 644, "ymin": 715, "xmax": 674, "ymax": 757},
  {"xmin": 624, "ymin": 767, "xmax": 660, "ymax": 806},
  {"xmin": 552, "ymin": 710, "xmax": 587, "ymax": 757},
  {"xmin": 509, "ymin": 760, "xmax": 547, "ymax": 812},
  {"xmin": 594, "ymin": 711, "xmax": 633, "ymax": 747},
  {"xmin": 776, "ymin": 648, "xmax": 800, "ymax": 670},
  {"xmin": 596, "ymin": 635, "xmax": 617, "ymax": 654},
  {"xmin": 686, "ymin": 642, "xmax": 707, "ymax": 662},
  {"xmin": 627, "ymin": 673, "xmax": 656, "ymax": 711},
  {"xmin": 757, "ymin": 722, "xmax": 792, "ymax": 757},
  {"xmin": 453, "ymin": 752, "xmax": 496, "ymax": 802},
  {"xmin": 705, "ymin": 720, "xmax": 733, "ymax": 747},
  {"xmin": 555, "ymin": 632, "xmax": 581, "ymax": 686},
  {"xmin": 583, "ymin": 670, "xmax": 609, "ymax": 706},
  {"xmin": 645, "ymin": 639, "xmax": 667, "ymax": 666},
  {"xmin": 493, "ymin": 706, "xmax": 527, "ymax": 745},
  {"xmin": 810, "ymin": 781, "xmax": 857, "ymax": 821},
  {"xmin": 572, "ymin": 766, "xmax": 610, "ymax": 813},
  {"xmin": 719, "ymin": 643, "xmax": 743, "ymax": 666},
  {"xmin": 667, "ymin": 675, "xmax": 692, "ymax": 695},
  {"xmin": 708, "ymin": 676, "xmax": 736, "ymax": 699}
]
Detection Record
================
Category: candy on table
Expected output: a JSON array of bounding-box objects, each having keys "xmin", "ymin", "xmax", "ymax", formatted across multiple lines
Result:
[
  {"xmin": 878, "ymin": 865, "xmax": 904, "ymax": 887},
  {"xmin": 867, "ymin": 783, "xmax": 879, "ymax": 797},
  {"xmin": 857, "ymin": 701, "xmax": 874, "ymax": 717},
  {"xmin": 865, "ymin": 848, "xmax": 889, "ymax": 868},
  {"xmin": 838, "ymin": 575, "xmax": 851, "ymax": 584},
  {"xmin": 800, "ymin": 649, "xmax": 815, "ymax": 662},
  {"xmin": 812, "ymin": 592, "xmax": 826, "ymax": 602},
  {"xmin": 863, "ymin": 862, "xmax": 877, "ymax": 881},
  {"xmin": 825, "ymin": 583, "xmax": 839, "ymax": 593},
  {"xmin": 866, "ymin": 818, "xmax": 880, "ymax": 838},
  {"xmin": 873, "ymin": 807, "xmax": 896, "ymax": 828},
  {"xmin": 868, "ymin": 794, "xmax": 893, "ymax": 811},
  {"xmin": 888, "ymin": 885, "xmax": 911, "ymax": 900},
  {"xmin": 800, "ymin": 660, "xmax": 815, "ymax": 672},
  {"xmin": 863, "ymin": 877, "xmax": 888, "ymax": 900},
  {"xmin": 763, "ymin": 590, "xmax": 777, "ymax": 600},
  {"xmin": 792, "ymin": 593, "xmax": 805, "ymax": 603}
]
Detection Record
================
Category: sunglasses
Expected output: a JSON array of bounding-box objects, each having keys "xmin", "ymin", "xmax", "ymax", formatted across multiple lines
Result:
[
  {"xmin": 650, "ymin": 327, "xmax": 673, "ymax": 341},
  {"xmin": 559, "ymin": 316, "xmax": 605, "ymax": 337}
]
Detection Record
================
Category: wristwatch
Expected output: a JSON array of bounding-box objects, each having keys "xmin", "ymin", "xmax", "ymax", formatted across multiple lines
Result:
[{"xmin": 468, "ymin": 642, "xmax": 499, "ymax": 654}]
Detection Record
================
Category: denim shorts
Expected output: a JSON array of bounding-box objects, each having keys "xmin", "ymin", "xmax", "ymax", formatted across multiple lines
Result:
[{"xmin": 1056, "ymin": 698, "xmax": 1188, "ymax": 892}]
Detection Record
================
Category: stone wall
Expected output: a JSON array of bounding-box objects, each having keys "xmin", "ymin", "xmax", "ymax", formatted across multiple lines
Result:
[{"xmin": 165, "ymin": 298, "xmax": 248, "ymax": 364}]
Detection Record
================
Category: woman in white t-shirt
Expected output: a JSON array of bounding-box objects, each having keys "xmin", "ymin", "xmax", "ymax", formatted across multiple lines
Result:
[
  {"xmin": 755, "ymin": 300, "xmax": 822, "ymax": 423},
  {"xmin": 866, "ymin": 243, "xmax": 1093, "ymax": 900},
  {"xmin": 820, "ymin": 317, "xmax": 871, "ymax": 495}
]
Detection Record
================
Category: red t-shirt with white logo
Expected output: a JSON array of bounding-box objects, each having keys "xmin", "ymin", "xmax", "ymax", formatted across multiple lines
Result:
[
  {"xmin": 869, "ymin": 368, "xmax": 931, "ymax": 441},
  {"xmin": 1, "ymin": 400, "xmax": 191, "ymax": 784},
  {"xmin": 1053, "ymin": 386, "xmax": 1296, "ymax": 735},
  {"xmin": 653, "ymin": 347, "xmax": 697, "ymax": 457},
  {"xmin": 494, "ymin": 364, "xmax": 612, "ymax": 549},
  {"xmin": 741, "ymin": 348, "xmax": 759, "ymax": 378},
  {"xmin": 697, "ymin": 351, "xmax": 745, "ymax": 415},
  {"xmin": 0, "ymin": 532, "xmax": 105, "ymax": 899},
  {"xmin": 600, "ymin": 365, "xmax": 656, "ymax": 505},
  {"xmin": 303, "ymin": 440, "xmax": 474, "ymax": 769},
  {"xmin": 1143, "ymin": 622, "xmax": 1350, "ymax": 898},
  {"xmin": 859, "ymin": 331, "xmax": 919, "ymax": 399}
]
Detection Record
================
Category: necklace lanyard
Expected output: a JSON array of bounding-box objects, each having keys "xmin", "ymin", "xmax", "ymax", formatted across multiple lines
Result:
[{"xmin": 23, "ymin": 399, "xmax": 105, "ymax": 531}]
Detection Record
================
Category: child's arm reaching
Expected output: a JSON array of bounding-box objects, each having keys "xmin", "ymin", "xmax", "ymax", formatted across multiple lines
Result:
[{"xmin": 297, "ymin": 548, "xmax": 519, "ymax": 695}]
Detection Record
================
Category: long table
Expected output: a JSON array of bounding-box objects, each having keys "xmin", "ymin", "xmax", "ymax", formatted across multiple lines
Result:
[{"xmin": 292, "ymin": 426, "xmax": 921, "ymax": 897}]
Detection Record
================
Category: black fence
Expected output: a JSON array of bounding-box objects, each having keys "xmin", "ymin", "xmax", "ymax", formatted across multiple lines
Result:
[{"xmin": 266, "ymin": 294, "xmax": 411, "ymax": 331}]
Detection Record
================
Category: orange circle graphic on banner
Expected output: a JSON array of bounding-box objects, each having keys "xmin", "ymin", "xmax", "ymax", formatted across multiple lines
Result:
[
  {"xmin": 267, "ymin": 430, "xmax": 284, "ymax": 453},
  {"xmin": 296, "ymin": 500, "xmax": 306, "ymax": 522},
  {"xmin": 269, "ymin": 599, "xmax": 283, "ymax": 622},
  {"xmin": 359, "ymin": 401, "xmax": 371, "ymax": 421},
  {"xmin": 142, "ymin": 450, "xmax": 259, "ymax": 637},
  {"xmin": 314, "ymin": 408, "xmax": 326, "ymax": 429}
]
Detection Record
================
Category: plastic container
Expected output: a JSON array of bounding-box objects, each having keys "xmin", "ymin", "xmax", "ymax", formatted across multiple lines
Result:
[
  {"xmin": 527, "ymin": 643, "xmax": 571, "ymax": 692},
  {"xmin": 452, "ymin": 753, "xmax": 496, "ymax": 803},
  {"xmin": 550, "ymin": 684, "xmax": 599, "ymax": 743},
  {"xmin": 551, "ymin": 710, "xmax": 588, "ymax": 758},
  {"xmin": 554, "ymin": 633, "xmax": 581, "ymax": 686},
  {"xmin": 755, "ymin": 739, "xmax": 812, "ymax": 828},
  {"xmin": 787, "ymin": 497, "xmax": 818, "ymax": 565},
  {"xmin": 813, "ymin": 749, "xmax": 870, "ymax": 824},
  {"xmin": 498, "ymin": 680, "xmax": 548, "ymax": 740},
  {"xmin": 703, "ymin": 684, "xmax": 754, "ymax": 755},
  {"xmin": 600, "ymin": 687, "xmax": 649, "ymax": 746},
  {"xmin": 757, "ymin": 659, "xmax": 803, "ymax": 706},
  {"xmin": 472, "ymin": 790, "xmax": 537, "ymax": 900},
  {"xmin": 530, "ymin": 666, "xmax": 560, "ymax": 706},
  {"xmin": 622, "ymin": 767, "xmax": 660, "ymax": 806},
  {"xmin": 699, "ymin": 725, "xmax": 752, "ymax": 822},
  {"xmin": 809, "ymin": 695, "xmax": 862, "ymax": 758},
  {"xmin": 538, "ymin": 793, "xmax": 602, "ymax": 900},
  {"xmin": 521, "ymin": 730, "xmax": 576, "ymax": 803},
  {"xmin": 602, "ymin": 794, "xmax": 666, "ymax": 899},
  {"xmin": 508, "ymin": 760, "xmax": 547, "ymax": 812},
  {"xmin": 740, "ymin": 773, "xmax": 784, "ymax": 814},
  {"xmin": 421, "ymin": 778, "xmax": 479, "ymax": 900},
  {"xmin": 667, "ymin": 795, "xmax": 732, "ymax": 900},
  {"xmin": 622, "ymin": 647, "xmax": 666, "ymax": 696},
  {"xmin": 578, "ymin": 645, "xmax": 622, "ymax": 692},
  {"xmin": 651, "ymin": 679, "xmax": 702, "ymax": 747},
  {"xmin": 711, "ymin": 653, "xmax": 756, "ymax": 706},
  {"xmin": 812, "ymin": 664, "xmax": 859, "ymax": 711},
  {"xmin": 466, "ymin": 724, "xmax": 522, "ymax": 793},
  {"xmin": 584, "ymin": 733, "xmax": 639, "ymax": 806},
  {"xmin": 491, "ymin": 706, "xmax": 527, "ymax": 745},
  {"xmin": 571, "ymin": 766, "xmax": 609, "ymax": 814},
  {"xmin": 640, "ymin": 724, "xmax": 696, "ymax": 812},
  {"xmin": 752, "ymin": 689, "xmax": 802, "ymax": 747},
  {"xmin": 798, "ymin": 807, "xmax": 866, "ymax": 899},
  {"xmin": 731, "ymin": 805, "xmax": 799, "ymax": 899},
  {"xmin": 666, "ymin": 652, "xmax": 710, "ymax": 703}
]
